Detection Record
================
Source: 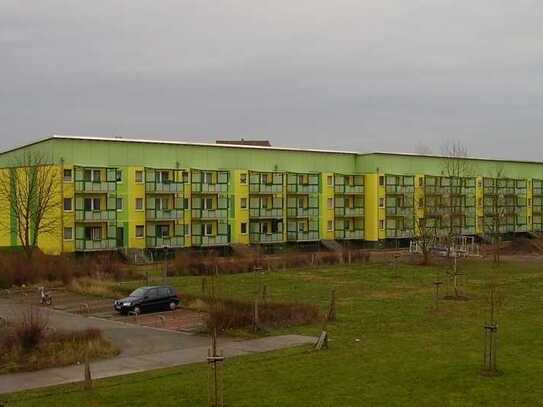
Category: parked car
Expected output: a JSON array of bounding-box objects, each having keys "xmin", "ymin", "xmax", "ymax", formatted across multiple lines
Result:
[{"xmin": 114, "ymin": 286, "xmax": 179, "ymax": 315}]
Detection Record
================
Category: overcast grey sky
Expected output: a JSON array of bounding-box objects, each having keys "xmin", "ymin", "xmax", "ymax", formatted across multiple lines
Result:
[{"xmin": 1, "ymin": 1, "xmax": 542, "ymax": 159}]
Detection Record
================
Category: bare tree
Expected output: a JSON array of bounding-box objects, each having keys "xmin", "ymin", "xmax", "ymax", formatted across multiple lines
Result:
[
  {"xmin": 415, "ymin": 216, "xmax": 437, "ymax": 265},
  {"xmin": 483, "ymin": 168, "xmax": 507, "ymax": 267},
  {"xmin": 0, "ymin": 151, "xmax": 60, "ymax": 259}
]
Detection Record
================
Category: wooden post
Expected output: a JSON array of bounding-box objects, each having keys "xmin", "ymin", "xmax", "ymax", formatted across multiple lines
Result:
[
  {"xmin": 262, "ymin": 285, "xmax": 267, "ymax": 303},
  {"xmin": 202, "ymin": 277, "xmax": 208, "ymax": 295},
  {"xmin": 84, "ymin": 345, "xmax": 93, "ymax": 390},
  {"xmin": 327, "ymin": 289, "xmax": 336, "ymax": 322}
]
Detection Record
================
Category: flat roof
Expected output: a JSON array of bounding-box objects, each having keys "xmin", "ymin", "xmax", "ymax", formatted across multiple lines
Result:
[{"xmin": 1, "ymin": 135, "xmax": 542, "ymax": 166}]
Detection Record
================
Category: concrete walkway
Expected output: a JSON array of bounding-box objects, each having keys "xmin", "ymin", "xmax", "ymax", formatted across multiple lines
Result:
[{"xmin": 0, "ymin": 334, "xmax": 314, "ymax": 394}]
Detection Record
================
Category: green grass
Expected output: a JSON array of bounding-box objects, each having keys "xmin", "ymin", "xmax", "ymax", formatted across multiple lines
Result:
[{"xmin": 3, "ymin": 260, "xmax": 543, "ymax": 406}]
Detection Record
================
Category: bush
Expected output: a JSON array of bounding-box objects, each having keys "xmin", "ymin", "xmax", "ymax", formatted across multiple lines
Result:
[
  {"xmin": 194, "ymin": 295, "xmax": 321, "ymax": 331},
  {"xmin": 12, "ymin": 307, "xmax": 49, "ymax": 352}
]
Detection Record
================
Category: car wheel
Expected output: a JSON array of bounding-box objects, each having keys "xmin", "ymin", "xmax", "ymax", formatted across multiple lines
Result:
[
  {"xmin": 133, "ymin": 306, "xmax": 142, "ymax": 315},
  {"xmin": 169, "ymin": 301, "xmax": 177, "ymax": 311}
]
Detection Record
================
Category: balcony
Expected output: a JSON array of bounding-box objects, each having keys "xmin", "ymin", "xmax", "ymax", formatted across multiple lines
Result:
[
  {"xmin": 75, "ymin": 239, "xmax": 117, "ymax": 251},
  {"xmin": 386, "ymin": 185, "xmax": 414, "ymax": 194},
  {"xmin": 146, "ymin": 182, "xmax": 184, "ymax": 194},
  {"xmin": 250, "ymin": 233, "xmax": 284, "ymax": 244},
  {"xmin": 385, "ymin": 230, "xmax": 414, "ymax": 239},
  {"xmin": 146, "ymin": 209, "xmax": 183, "ymax": 221},
  {"xmin": 335, "ymin": 207, "xmax": 364, "ymax": 217},
  {"xmin": 287, "ymin": 231, "xmax": 319, "ymax": 242},
  {"xmin": 386, "ymin": 207, "xmax": 414, "ymax": 217},
  {"xmin": 146, "ymin": 236, "xmax": 184, "ymax": 248},
  {"xmin": 287, "ymin": 207, "xmax": 318, "ymax": 218},
  {"xmin": 191, "ymin": 235, "xmax": 229, "ymax": 246},
  {"xmin": 75, "ymin": 181, "xmax": 116, "ymax": 194},
  {"xmin": 335, "ymin": 230, "xmax": 364, "ymax": 240},
  {"xmin": 75, "ymin": 210, "xmax": 116, "ymax": 222},
  {"xmin": 191, "ymin": 209, "xmax": 228, "ymax": 220},
  {"xmin": 249, "ymin": 184, "xmax": 283, "ymax": 194},
  {"xmin": 249, "ymin": 208, "xmax": 283, "ymax": 218},
  {"xmin": 286, "ymin": 184, "xmax": 319, "ymax": 194},
  {"xmin": 191, "ymin": 183, "xmax": 227, "ymax": 194},
  {"xmin": 335, "ymin": 185, "xmax": 363, "ymax": 194}
]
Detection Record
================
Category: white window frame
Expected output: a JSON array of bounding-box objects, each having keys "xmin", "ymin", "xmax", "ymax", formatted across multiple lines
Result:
[
  {"xmin": 63, "ymin": 169, "xmax": 73, "ymax": 182},
  {"xmin": 116, "ymin": 169, "xmax": 123, "ymax": 183},
  {"xmin": 203, "ymin": 172, "xmax": 213, "ymax": 184},
  {"xmin": 135, "ymin": 198, "xmax": 144, "ymax": 211},
  {"xmin": 327, "ymin": 220, "xmax": 333, "ymax": 232},
  {"xmin": 204, "ymin": 223, "xmax": 213, "ymax": 236},
  {"xmin": 116, "ymin": 197, "xmax": 123, "ymax": 211},
  {"xmin": 63, "ymin": 227, "xmax": 73, "ymax": 241},
  {"xmin": 327, "ymin": 197, "xmax": 333, "ymax": 209},
  {"xmin": 135, "ymin": 170, "xmax": 144, "ymax": 183},
  {"xmin": 241, "ymin": 222, "xmax": 248, "ymax": 234},
  {"xmin": 203, "ymin": 197, "xmax": 213, "ymax": 210},
  {"xmin": 135, "ymin": 225, "xmax": 145, "ymax": 238},
  {"xmin": 63, "ymin": 197, "xmax": 73, "ymax": 212},
  {"xmin": 240, "ymin": 197, "xmax": 247, "ymax": 209}
]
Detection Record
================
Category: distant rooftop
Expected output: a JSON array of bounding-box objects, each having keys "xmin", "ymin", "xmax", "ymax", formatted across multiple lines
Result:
[{"xmin": 216, "ymin": 139, "xmax": 272, "ymax": 147}]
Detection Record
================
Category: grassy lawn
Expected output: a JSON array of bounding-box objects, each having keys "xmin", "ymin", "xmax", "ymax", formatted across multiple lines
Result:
[{"xmin": 2, "ymin": 260, "xmax": 543, "ymax": 406}]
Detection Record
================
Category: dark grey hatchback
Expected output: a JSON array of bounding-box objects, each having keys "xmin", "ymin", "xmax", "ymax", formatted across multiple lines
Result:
[{"xmin": 114, "ymin": 286, "xmax": 179, "ymax": 315}]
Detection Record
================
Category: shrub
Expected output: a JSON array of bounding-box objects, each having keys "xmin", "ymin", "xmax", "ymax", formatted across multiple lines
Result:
[
  {"xmin": 197, "ymin": 295, "xmax": 321, "ymax": 331},
  {"xmin": 13, "ymin": 307, "xmax": 49, "ymax": 352}
]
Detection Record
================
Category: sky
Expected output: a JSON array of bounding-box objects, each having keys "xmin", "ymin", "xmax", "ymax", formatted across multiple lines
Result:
[{"xmin": 1, "ymin": 0, "xmax": 543, "ymax": 159}]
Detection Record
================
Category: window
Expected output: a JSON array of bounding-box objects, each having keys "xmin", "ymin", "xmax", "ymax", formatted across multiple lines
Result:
[
  {"xmin": 240, "ymin": 173, "xmax": 247, "ymax": 184},
  {"xmin": 157, "ymin": 171, "xmax": 170, "ymax": 183},
  {"xmin": 63, "ymin": 169, "xmax": 72, "ymax": 182},
  {"xmin": 85, "ymin": 226, "xmax": 102, "ymax": 241},
  {"xmin": 204, "ymin": 172, "xmax": 213, "ymax": 184},
  {"xmin": 92, "ymin": 169, "xmax": 101, "ymax": 182},
  {"xmin": 528, "ymin": 198, "xmax": 532, "ymax": 207},
  {"xmin": 135, "ymin": 225, "xmax": 144, "ymax": 238},
  {"xmin": 157, "ymin": 225, "xmax": 170, "ymax": 237},
  {"xmin": 418, "ymin": 198, "xmax": 424, "ymax": 209},
  {"xmin": 83, "ymin": 169, "xmax": 101, "ymax": 182},
  {"xmin": 262, "ymin": 222, "xmax": 269, "ymax": 234},
  {"xmin": 262, "ymin": 198, "xmax": 269, "ymax": 209},
  {"xmin": 298, "ymin": 221, "xmax": 306, "ymax": 232},
  {"xmin": 327, "ymin": 175, "xmax": 333, "ymax": 186},
  {"xmin": 262, "ymin": 173, "xmax": 272, "ymax": 184},
  {"xmin": 204, "ymin": 223, "xmax": 213, "ymax": 236},
  {"xmin": 298, "ymin": 197, "xmax": 305, "ymax": 209},
  {"xmin": 379, "ymin": 176, "xmax": 384, "ymax": 186},
  {"xmin": 156, "ymin": 198, "xmax": 169, "ymax": 210},
  {"xmin": 379, "ymin": 197, "xmax": 385, "ymax": 208},
  {"xmin": 83, "ymin": 198, "xmax": 100, "ymax": 211},
  {"xmin": 183, "ymin": 198, "xmax": 189, "ymax": 209},
  {"xmin": 135, "ymin": 198, "xmax": 144, "ymax": 210},
  {"xmin": 135, "ymin": 170, "xmax": 143, "ymax": 183},
  {"xmin": 116, "ymin": 198, "xmax": 123, "ymax": 211},
  {"xmin": 63, "ymin": 198, "xmax": 72, "ymax": 211},
  {"xmin": 63, "ymin": 227, "xmax": 73, "ymax": 240},
  {"xmin": 203, "ymin": 197, "xmax": 213, "ymax": 210},
  {"xmin": 327, "ymin": 198, "xmax": 333, "ymax": 209},
  {"xmin": 116, "ymin": 169, "xmax": 123, "ymax": 183},
  {"xmin": 240, "ymin": 198, "xmax": 247, "ymax": 209},
  {"xmin": 327, "ymin": 220, "xmax": 333, "ymax": 232},
  {"xmin": 419, "ymin": 177, "xmax": 424, "ymax": 186},
  {"xmin": 478, "ymin": 198, "xmax": 483, "ymax": 207},
  {"xmin": 241, "ymin": 222, "xmax": 247, "ymax": 234},
  {"xmin": 83, "ymin": 169, "xmax": 92, "ymax": 182},
  {"xmin": 379, "ymin": 219, "xmax": 385, "ymax": 230}
]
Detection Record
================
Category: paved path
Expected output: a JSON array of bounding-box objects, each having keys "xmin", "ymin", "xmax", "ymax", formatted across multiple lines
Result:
[
  {"xmin": 0, "ymin": 298, "xmax": 315, "ymax": 394},
  {"xmin": 0, "ymin": 335, "xmax": 314, "ymax": 394}
]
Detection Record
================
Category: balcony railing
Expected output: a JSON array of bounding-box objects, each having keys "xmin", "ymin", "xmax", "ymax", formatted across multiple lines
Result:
[
  {"xmin": 249, "ymin": 208, "xmax": 283, "ymax": 218},
  {"xmin": 191, "ymin": 209, "xmax": 228, "ymax": 219},
  {"xmin": 75, "ymin": 239, "xmax": 117, "ymax": 251},
  {"xmin": 146, "ymin": 236, "xmax": 184, "ymax": 248},
  {"xmin": 335, "ymin": 230, "xmax": 364, "ymax": 240},
  {"xmin": 250, "ymin": 233, "xmax": 284, "ymax": 243},
  {"xmin": 385, "ymin": 230, "xmax": 414, "ymax": 239},
  {"xmin": 146, "ymin": 182, "xmax": 184, "ymax": 193},
  {"xmin": 75, "ymin": 181, "xmax": 116, "ymax": 193},
  {"xmin": 334, "ymin": 185, "xmax": 364, "ymax": 194},
  {"xmin": 287, "ymin": 207, "xmax": 318, "ymax": 218},
  {"xmin": 75, "ymin": 210, "xmax": 116, "ymax": 222},
  {"xmin": 286, "ymin": 184, "xmax": 319, "ymax": 194},
  {"xmin": 249, "ymin": 184, "xmax": 283, "ymax": 194},
  {"xmin": 386, "ymin": 207, "xmax": 414, "ymax": 217},
  {"xmin": 146, "ymin": 209, "xmax": 183, "ymax": 221},
  {"xmin": 191, "ymin": 235, "xmax": 229, "ymax": 246},
  {"xmin": 191, "ymin": 183, "xmax": 227, "ymax": 193},
  {"xmin": 286, "ymin": 231, "xmax": 319, "ymax": 241},
  {"xmin": 335, "ymin": 207, "xmax": 364, "ymax": 217},
  {"xmin": 386, "ymin": 185, "xmax": 414, "ymax": 194}
]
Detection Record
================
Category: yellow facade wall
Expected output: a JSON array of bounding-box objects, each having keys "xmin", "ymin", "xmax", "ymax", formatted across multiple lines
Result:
[
  {"xmin": 233, "ymin": 169, "xmax": 249, "ymax": 244},
  {"xmin": 128, "ymin": 166, "xmax": 146, "ymax": 249},
  {"xmin": 319, "ymin": 173, "xmax": 335, "ymax": 240}
]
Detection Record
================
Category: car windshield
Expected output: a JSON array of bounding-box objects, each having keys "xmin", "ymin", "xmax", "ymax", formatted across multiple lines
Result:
[{"xmin": 129, "ymin": 288, "xmax": 148, "ymax": 297}]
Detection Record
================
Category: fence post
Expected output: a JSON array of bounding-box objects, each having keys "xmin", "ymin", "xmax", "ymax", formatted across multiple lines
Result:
[
  {"xmin": 327, "ymin": 289, "xmax": 336, "ymax": 322},
  {"xmin": 84, "ymin": 344, "xmax": 93, "ymax": 390}
]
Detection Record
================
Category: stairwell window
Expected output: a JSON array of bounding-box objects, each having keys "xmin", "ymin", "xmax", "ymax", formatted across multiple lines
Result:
[
  {"xmin": 379, "ymin": 198, "xmax": 385, "ymax": 208},
  {"xmin": 63, "ymin": 169, "xmax": 72, "ymax": 182},
  {"xmin": 135, "ymin": 225, "xmax": 144, "ymax": 238},
  {"xmin": 63, "ymin": 227, "xmax": 73, "ymax": 241},
  {"xmin": 327, "ymin": 220, "xmax": 333, "ymax": 232},
  {"xmin": 240, "ymin": 173, "xmax": 247, "ymax": 184},
  {"xmin": 135, "ymin": 198, "xmax": 144, "ymax": 211},
  {"xmin": 241, "ymin": 222, "xmax": 247, "ymax": 234},
  {"xmin": 135, "ymin": 170, "xmax": 143, "ymax": 183},
  {"xmin": 240, "ymin": 198, "xmax": 247, "ymax": 209},
  {"xmin": 327, "ymin": 175, "xmax": 333, "ymax": 186},
  {"xmin": 63, "ymin": 198, "xmax": 72, "ymax": 212},
  {"xmin": 379, "ymin": 176, "xmax": 384, "ymax": 186},
  {"xmin": 379, "ymin": 220, "xmax": 385, "ymax": 230},
  {"xmin": 327, "ymin": 198, "xmax": 333, "ymax": 209},
  {"xmin": 116, "ymin": 198, "xmax": 123, "ymax": 211}
]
